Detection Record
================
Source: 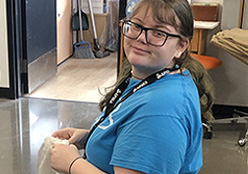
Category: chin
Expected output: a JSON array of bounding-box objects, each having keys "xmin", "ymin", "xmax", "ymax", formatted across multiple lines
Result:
[{"xmin": 127, "ymin": 56, "xmax": 148, "ymax": 67}]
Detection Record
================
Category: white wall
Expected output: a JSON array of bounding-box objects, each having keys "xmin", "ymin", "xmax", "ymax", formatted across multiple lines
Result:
[
  {"xmin": 243, "ymin": 0, "xmax": 248, "ymax": 28},
  {"xmin": 193, "ymin": 0, "xmax": 248, "ymax": 106},
  {"xmin": 0, "ymin": 0, "xmax": 9, "ymax": 88},
  {"xmin": 192, "ymin": 0, "xmax": 223, "ymax": 4}
]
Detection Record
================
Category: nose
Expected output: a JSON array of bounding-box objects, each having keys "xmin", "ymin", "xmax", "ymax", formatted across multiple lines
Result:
[{"xmin": 136, "ymin": 30, "xmax": 147, "ymax": 44}]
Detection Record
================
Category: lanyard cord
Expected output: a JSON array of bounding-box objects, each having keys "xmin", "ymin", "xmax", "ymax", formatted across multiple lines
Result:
[{"xmin": 83, "ymin": 67, "xmax": 179, "ymax": 159}]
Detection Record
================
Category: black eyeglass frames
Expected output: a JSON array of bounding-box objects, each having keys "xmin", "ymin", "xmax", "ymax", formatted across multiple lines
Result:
[{"xmin": 121, "ymin": 20, "xmax": 181, "ymax": 47}]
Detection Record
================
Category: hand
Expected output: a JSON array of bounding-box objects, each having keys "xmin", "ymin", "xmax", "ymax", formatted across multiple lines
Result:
[
  {"xmin": 52, "ymin": 128, "xmax": 89, "ymax": 148},
  {"xmin": 50, "ymin": 144, "xmax": 81, "ymax": 173}
]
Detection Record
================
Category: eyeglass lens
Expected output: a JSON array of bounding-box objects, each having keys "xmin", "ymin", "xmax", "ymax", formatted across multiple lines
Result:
[{"xmin": 122, "ymin": 21, "xmax": 168, "ymax": 46}]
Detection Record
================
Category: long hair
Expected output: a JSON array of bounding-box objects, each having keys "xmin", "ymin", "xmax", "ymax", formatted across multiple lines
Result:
[{"xmin": 99, "ymin": 0, "xmax": 215, "ymax": 121}]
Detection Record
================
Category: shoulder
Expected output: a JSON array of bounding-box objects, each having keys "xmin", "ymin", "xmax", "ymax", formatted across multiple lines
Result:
[
  {"xmin": 146, "ymin": 70, "xmax": 198, "ymax": 99},
  {"xmin": 132, "ymin": 70, "xmax": 200, "ymax": 117}
]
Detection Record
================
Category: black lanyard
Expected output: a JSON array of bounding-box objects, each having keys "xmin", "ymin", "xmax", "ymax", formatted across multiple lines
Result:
[{"xmin": 83, "ymin": 67, "xmax": 179, "ymax": 159}]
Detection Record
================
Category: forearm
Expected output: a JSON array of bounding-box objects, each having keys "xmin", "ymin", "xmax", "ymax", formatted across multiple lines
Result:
[{"xmin": 70, "ymin": 158, "xmax": 106, "ymax": 174}]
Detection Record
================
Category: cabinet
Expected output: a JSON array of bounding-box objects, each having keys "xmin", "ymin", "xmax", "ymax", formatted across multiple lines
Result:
[
  {"xmin": 191, "ymin": 29, "xmax": 207, "ymax": 55},
  {"xmin": 191, "ymin": 21, "xmax": 220, "ymax": 55}
]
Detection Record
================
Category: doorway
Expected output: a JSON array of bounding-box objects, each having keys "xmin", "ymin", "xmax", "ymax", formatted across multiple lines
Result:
[
  {"xmin": 26, "ymin": 53, "xmax": 117, "ymax": 103},
  {"xmin": 25, "ymin": 0, "xmax": 117, "ymax": 103}
]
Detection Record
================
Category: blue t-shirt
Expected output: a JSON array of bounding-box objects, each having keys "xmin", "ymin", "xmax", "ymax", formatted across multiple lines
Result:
[{"xmin": 85, "ymin": 70, "xmax": 202, "ymax": 174}]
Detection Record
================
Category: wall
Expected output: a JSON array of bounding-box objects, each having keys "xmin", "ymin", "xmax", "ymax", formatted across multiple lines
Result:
[
  {"xmin": 193, "ymin": 0, "xmax": 248, "ymax": 106},
  {"xmin": 57, "ymin": 0, "xmax": 73, "ymax": 64},
  {"xmin": 193, "ymin": 0, "xmax": 223, "ymax": 4},
  {"xmin": 25, "ymin": 0, "xmax": 57, "ymax": 93},
  {"xmin": 0, "ymin": 0, "xmax": 9, "ymax": 88},
  {"xmin": 25, "ymin": 0, "xmax": 57, "ymax": 64},
  {"xmin": 244, "ymin": 0, "xmax": 248, "ymax": 27}
]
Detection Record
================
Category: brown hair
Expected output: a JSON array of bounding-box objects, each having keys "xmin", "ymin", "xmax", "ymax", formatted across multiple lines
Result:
[{"xmin": 99, "ymin": 0, "xmax": 215, "ymax": 121}]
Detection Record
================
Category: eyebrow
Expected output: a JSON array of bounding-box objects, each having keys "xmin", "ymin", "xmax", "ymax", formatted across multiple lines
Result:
[
  {"xmin": 154, "ymin": 24, "xmax": 174, "ymax": 32},
  {"xmin": 132, "ymin": 17, "xmax": 174, "ymax": 32},
  {"xmin": 132, "ymin": 17, "xmax": 144, "ymax": 24}
]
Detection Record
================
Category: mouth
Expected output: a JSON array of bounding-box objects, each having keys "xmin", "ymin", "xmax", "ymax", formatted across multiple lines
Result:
[{"xmin": 131, "ymin": 45, "xmax": 150, "ymax": 55}]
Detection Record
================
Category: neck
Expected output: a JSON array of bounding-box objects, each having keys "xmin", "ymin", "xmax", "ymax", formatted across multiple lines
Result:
[
  {"xmin": 131, "ymin": 66, "xmax": 181, "ymax": 80},
  {"xmin": 131, "ymin": 66, "xmax": 172, "ymax": 80},
  {"xmin": 131, "ymin": 67, "xmax": 151, "ymax": 80},
  {"xmin": 131, "ymin": 72, "xmax": 144, "ymax": 80},
  {"xmin": 131, "ymin": 61, "xmax": 178, "ymax": 79}
]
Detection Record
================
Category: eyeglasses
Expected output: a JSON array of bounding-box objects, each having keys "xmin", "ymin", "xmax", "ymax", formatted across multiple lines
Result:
[{"xmin": 121, "ymin": 20, "xmax": 181, "ymax": 47}]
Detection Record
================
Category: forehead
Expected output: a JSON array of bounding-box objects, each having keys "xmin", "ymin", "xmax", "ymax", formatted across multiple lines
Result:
[
  {"xmin": 131, "ymin": 5, "xmax": 178, "ymax": 33},
  {"xmin": 131, "ymin": 5, "xmax": 153, "ymax": 19},
  {"xmin": 130, "ymin": 3, "xmax": 179, "ymax": 29}
]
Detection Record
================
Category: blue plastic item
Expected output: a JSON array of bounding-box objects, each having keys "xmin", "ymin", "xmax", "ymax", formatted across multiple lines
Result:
[{"xmin": 126, "ymin": 0, "xmax": 140, "ymax": 17}]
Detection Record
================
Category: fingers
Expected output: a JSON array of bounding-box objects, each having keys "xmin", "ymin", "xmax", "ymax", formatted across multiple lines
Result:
[
  {"xmin": 51, "ymin": 131, "xmax": 59, "ymax": 138},
  {"xmin": 68, "ymin": 134, "xmax": 79, "ymax": 144},
  {"xmin": 51, "ymin": 129, "xmax": 65, "ymax": 138},
  {"xmin": 68, "ymin": 129, "xmax": 89, "ymax": 145},
  {"xmin": 51, "ymin": 128, "xmax": 88, "ymax": 145},
  {"xmin": 51, "ymin": 128, "xmax": 74, "ymax": 139},
  {"xmin": 52, "ymin": 143, "xmax": 77, "ymax": 150},
  {"xmin": 50, "ymin": 143, "xmax": 81, "ymax": 173},
  {"xmin": 69, "ymin": 144, "xmax": 78, "ymax": 150}
]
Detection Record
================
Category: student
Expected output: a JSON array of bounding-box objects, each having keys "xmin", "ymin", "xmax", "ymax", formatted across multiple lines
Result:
[{"xmin": 50, "ymin": 0, "xmax": 214, "ymax": 173}]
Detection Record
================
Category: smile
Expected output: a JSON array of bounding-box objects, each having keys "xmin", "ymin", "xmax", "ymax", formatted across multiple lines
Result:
[{"xmin": 131, "ymin": 45, "xmax": 150, "ymax": 54}]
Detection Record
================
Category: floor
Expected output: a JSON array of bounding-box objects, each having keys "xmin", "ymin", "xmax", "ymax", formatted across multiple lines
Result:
[
  {"xmin": 27, "ymin": 52, "xmax": 117, "ymax": 103},
  {"xmin": 0, "ymin": 97, "xmax": 100, "ymax": 174},
  {"xmin": 200, "ymin": 122, "xmax": 248, "ymax": 174},
  {"xmin": 0, "ymin": 97, "xmax": 247, "ymax": 174}
]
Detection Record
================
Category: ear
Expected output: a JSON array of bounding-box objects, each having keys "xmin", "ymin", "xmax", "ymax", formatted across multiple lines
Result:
[{"xmin": 175, "ymin": 39, "xmax": 189, "ymax": 58}]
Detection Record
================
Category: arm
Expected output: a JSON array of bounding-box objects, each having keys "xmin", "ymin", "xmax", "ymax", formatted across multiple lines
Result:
[
  {"xmin": 51, "ymin": 144, "xmax": 146, "ymax": 174},
  {"xmin": 70, "ymin": 159, "xmax": 146, "ymax": 174}
]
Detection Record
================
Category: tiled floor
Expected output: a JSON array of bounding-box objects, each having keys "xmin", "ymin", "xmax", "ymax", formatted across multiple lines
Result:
[{"xmin": 0, "ymin": 97, "xmax": 248, "ymax": 174}]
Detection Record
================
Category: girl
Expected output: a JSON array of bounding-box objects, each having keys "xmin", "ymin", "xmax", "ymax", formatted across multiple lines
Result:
[{"xmin": 51, "ymin": 0, "xmax": 214, "ymax": 173}]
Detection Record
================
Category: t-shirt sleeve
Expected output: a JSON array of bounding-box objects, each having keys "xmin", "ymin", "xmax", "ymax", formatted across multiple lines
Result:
[{"xmin": 110, "ymin": 115, "xmax": 189, "ymax": 174}]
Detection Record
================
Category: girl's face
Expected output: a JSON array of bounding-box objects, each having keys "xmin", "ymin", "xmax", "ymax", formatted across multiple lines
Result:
[{"xmin": 124, "ymin": 7, "xmax": 188, "ymax": 77}]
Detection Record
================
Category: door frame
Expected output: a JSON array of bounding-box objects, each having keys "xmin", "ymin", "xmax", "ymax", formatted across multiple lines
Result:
[
  {"xmin": 0, "ymin": 0, "xmax": 22, "ymax": 99},
  {"xmin": 0, "ymin": 0, "xmax": 58, "ymax": 100},
  {"xmin": 117, "ymin": 0, "xmax": 127, "ymax": 75},
  {"xmin": 21, "ymin": 0, "xmax": 57, "ymax": 94}
]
